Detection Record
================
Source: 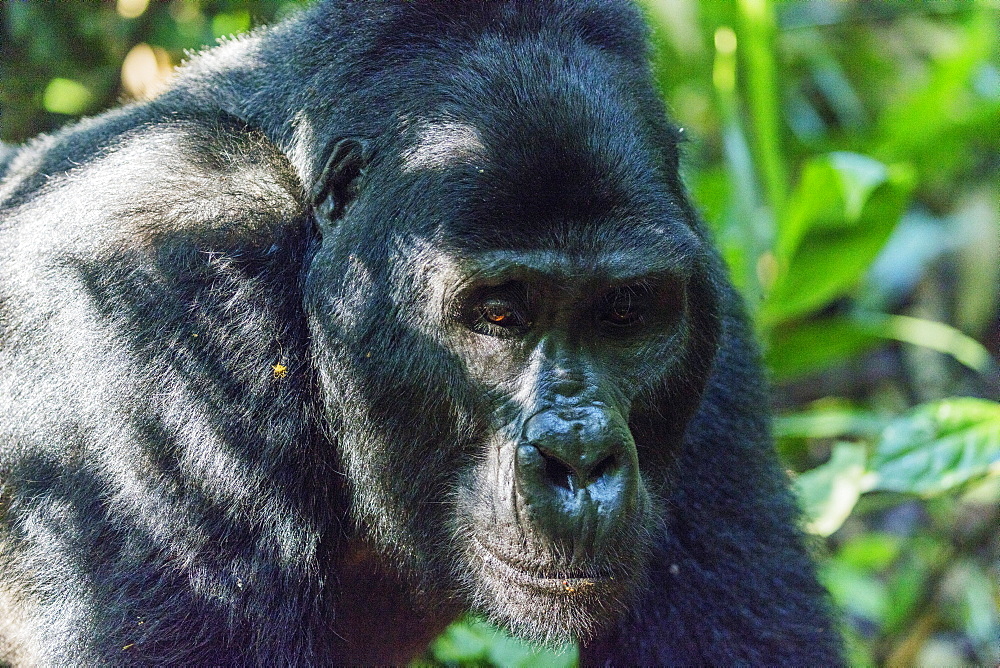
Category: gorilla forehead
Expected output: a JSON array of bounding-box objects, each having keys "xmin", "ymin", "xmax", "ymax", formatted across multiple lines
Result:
[
  {"xmin": 381, "ymin": 32, "xmax": 687, "ymax": 253},
  {"xmin": 392, "ymin": 114, "xmax": 692, "ymax": 261},
  {"xmin": 402, "ymin": 121, "xmax": 486, "ymax": 173}
]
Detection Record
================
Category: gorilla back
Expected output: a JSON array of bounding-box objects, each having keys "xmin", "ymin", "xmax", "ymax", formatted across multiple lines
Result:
[{"xmin": 0, "ymin": 1, "xmax": 842, "ymax": 664}]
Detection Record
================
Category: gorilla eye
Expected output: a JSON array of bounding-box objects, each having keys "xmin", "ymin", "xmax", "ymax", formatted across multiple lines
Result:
[
  {"xmin": 474, "ymin": 296, "xmax": 529, "ymax": 336},
  {"xmin": 460, "ymin": 285, "xmax": 531, "ymax": 337},
  {"xmin": 602, "ymin": 286, "xmax": 648, "ymax": 330},
  {"xmin": 481, "ymin": 298, "xmax": 517, "ymax": 325}
]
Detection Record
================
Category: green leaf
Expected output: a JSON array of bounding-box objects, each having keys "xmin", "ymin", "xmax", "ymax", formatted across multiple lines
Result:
[
  {"xmin": 737, "ymin": 0, "xmax": 786, "ymax": 216},
  {"xmin": 835, "ymin": 532, "xmax": 903, "ymax": 571},
  {"xmin": 872, "ymin": 313, "xmax": 995, "ymax": 373},
  {"xmin": 766, "ymin": 316, "xmax": 879, "ymax": 379},
  {"xmin": 688, "ymin": 166, "xmax": 731, "ymax": 237},
  {"xmin": 776, "ymin": 153, "xmax": 889, "ymax": 263},
  {"xmin": 428, "ymin": 619, "xmax": 491, "ymax": 663},
  {"xmin": 871, "ymin": 399, "xmax": 1000, "ymax": 496},
  {"xmin": 957, "ymin": 562, "xmax": 1000, "ymax": 659},
  {"xmin": 877, "ymin": 11, "xmax": 996, "ymax": 165},
  {"xmin": 821, "ymin": 559, "xmax": 888, "ymax": 624},
  {"xmin": 768, "ymin": 311, "xmax": 995, "ymax": 380},
  {"xmin": 794, "ymin": 442, "xmax": 874, "ymax": 536},
  {"xmin": 883, "ymin": 554, "xmax": 930, "ymax": 633},
  {"xmin": 211, "ymin": 11, "xmax": 251, "ymax": 38},
  {"xmin": 761, "ymin": 154, "xmax": 914, "ymax": 327},
  {"xmin": 426, "ymin": 618, "xmax": 577, "ymax": 668},
  {"xmin": 488, "ymin": 634, "xmax": 577, "ymax": 668},
  {"xmin": 776, "ymin": 408, "xmax": 886, "ymax": 440}
]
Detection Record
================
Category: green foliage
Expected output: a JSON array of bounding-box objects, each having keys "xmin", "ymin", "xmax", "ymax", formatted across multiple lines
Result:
[
  {"xmin": 794, "ymin": 441, "xmax": 872, "ymax": 536},
  {"xmin": 0, "ymin": 1, "xmax": 307, "ymax": 142},
  {"xmin": 643, "ymin": 0, "xmax": 1000, "ymax": 663},
  {"xmin": 762, "ymin": 152, "xmax": 914, "ymax": 328},
  {"xmin": 873, "ymin": 398, "xmax": 1000, "ymax": 496},
  {"xmin": 418, "ymin": 618, "xmax": 577, "ymax": 668},
  {"xmin": 42, "ymin": 77, "xmax": 93, "ymax": 115},
  {"xmin": 4, "ymin": 0, "xmax": 999, "ymax": 664},
  {"xmin": 793, "ymin": 398, "xmax": 1000, "ymax": 535}
]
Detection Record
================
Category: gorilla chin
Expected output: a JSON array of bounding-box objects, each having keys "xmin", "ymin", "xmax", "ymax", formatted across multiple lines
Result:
[{"xmin": 463, "ymin": 534, "xmax": 647, "ymax": 645}]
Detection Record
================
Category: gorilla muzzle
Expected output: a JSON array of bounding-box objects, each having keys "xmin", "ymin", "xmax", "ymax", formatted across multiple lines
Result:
[{"xmin": 515, "ymin": 404, "xmax": 640, "ymax": 553}]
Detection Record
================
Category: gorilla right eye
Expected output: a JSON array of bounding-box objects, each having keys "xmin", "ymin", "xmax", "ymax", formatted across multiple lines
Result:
[
  {"xmin": 600, "ymin": 284, "xmax": 656, "ymax": 333},
  {"xmin": 480, "ymin": 298, "xmax": 517, "ymax": 325},
  {"xmin": 472, "ymin": 295, "xmax": 530, "ymax": 336},
  {"xmin": 603, "ymin": 286, "xmax": 647, "ymax": 328}
]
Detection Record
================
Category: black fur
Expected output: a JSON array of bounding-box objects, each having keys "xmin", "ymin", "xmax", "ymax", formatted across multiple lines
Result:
[
  {"xmin": 0, "ymin": 1, "xmax": 842, "ymax": 664},
  {"xmin": 0, "ymin": 143, "xmax": 15, "ymax": 181}
]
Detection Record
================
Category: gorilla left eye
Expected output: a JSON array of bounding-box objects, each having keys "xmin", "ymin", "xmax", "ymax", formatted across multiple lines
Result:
[
  {"xmin": 456, "ymin": 284, "xmax": 533, "ymax": 337},
  {"xmin": 602, "ymin": 287, "xmax": 648, "ymax": 329}
]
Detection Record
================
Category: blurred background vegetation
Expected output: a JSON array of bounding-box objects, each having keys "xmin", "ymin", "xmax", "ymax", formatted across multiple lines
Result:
[{"xmin": 2, "ymin": 0, "xmax": 998, "ymax": 665}]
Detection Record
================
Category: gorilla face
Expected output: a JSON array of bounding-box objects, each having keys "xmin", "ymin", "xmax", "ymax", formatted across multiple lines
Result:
[
  {"xmin": 302, "ymin": 39, "xmax": 721, "ymax": 643},
  {"xmin": 438, "ymin": 239, "xmax": 711, "ymax": 643},
  {"xmin": 305, "ymin": 145, "xmax": 720, "ymax": 644}
]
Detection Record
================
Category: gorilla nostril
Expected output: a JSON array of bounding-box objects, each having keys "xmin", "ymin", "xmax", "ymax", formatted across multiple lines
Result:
[
  {"xmin": 589, "ymin": 453, "xmax": 617, "ymax": 483},
  {"xmin": 541, "ymin": 450, "xmax": 575, "ymax": 491},
  {"xmin": 536, "ymin": 449, "xmax": 618, "ymax": 492},
  {"xmin": 520, "ymin": 407, "xmax": 631, "ymax": 495}
]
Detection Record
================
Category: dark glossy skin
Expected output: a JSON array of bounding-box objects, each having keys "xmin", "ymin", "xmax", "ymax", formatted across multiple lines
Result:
[{"xmin": 0, "ymin": 1, "xmax": 843, "ymax": 664}]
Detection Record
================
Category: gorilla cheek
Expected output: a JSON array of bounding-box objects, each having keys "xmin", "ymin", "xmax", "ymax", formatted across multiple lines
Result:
[{"xmin": 305, "ymin": 298, "xmax": 465, "ymax": 573}]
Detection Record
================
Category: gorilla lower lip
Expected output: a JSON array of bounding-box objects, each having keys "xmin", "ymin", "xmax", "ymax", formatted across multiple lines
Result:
[{"xmin": 473, "ymin": 537, "xmax": 615, "ymax": 595}]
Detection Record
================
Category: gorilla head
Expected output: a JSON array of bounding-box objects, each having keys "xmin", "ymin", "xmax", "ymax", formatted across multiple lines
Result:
[{"xmin": 303, "ymin": 26, "xmax": 720, "ymax": 643}]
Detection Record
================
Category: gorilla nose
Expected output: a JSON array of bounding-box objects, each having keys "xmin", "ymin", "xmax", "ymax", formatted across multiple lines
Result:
[
  {"xmin": 521, "ymin": 411, "xmax": 620, "ymax": 492},
  {"xmin": 516, "ymin": 406, "xmax": 636, "ymax": 539}
]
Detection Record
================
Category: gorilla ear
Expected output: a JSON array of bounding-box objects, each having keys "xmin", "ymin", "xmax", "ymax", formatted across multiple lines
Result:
[{"xmin": 311, "ymin": 137, "xmax": 369, "ymax": 229}]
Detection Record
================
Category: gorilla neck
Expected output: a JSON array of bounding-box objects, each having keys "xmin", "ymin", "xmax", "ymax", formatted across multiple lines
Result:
[{"xmin": 327, "ymin": 540, "xmax": 460, "ymax": 663}]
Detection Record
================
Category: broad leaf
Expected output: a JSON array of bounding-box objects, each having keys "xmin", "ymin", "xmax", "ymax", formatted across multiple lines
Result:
[
  {"xmin": 767, "ymin": 316, "xmax": 878, "ymax": 379},
  {"xmin": 872, "ymin": 399, "xmax": 1000, "ymax": 495},
  {"xmin": 776, "ymin": 408, "xmax": 886, "ymax": 440},
  {"xmin": 794, "ymin": 442, "xmax": 874, "ymax": 536},
  {"xmin": 761, "ymin": 153, "xmax": 914, "ymax": 327}
]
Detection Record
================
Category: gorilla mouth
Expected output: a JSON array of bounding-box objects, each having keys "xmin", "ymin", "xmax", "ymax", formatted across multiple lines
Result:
[{"xmin": 472, "ymin": 536, "xmax": 619, "ymax": 596}]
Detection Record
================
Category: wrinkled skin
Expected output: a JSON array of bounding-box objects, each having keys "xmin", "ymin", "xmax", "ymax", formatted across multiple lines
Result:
[{"xmin": 0, "ymin": 1, "xmax": 843, "ymax": 665}]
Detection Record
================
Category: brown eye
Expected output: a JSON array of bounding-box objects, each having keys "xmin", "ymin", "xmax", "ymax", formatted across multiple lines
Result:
[
  {"xmin": 457, "ymin": 282, "xmax": 531, "ymax": 337},
  {"xmin": 481, "ymin": 298, "xmax": 516, "ymax": 325},
  {"xmin": 609, "ymin": 299, "xmax": 637, "ymax": 324}
]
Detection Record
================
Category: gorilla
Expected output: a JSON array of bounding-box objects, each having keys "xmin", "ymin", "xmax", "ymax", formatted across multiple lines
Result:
[{"xmin": 0, "ymin": 0, "xmax": 843, "ymax": 664}]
